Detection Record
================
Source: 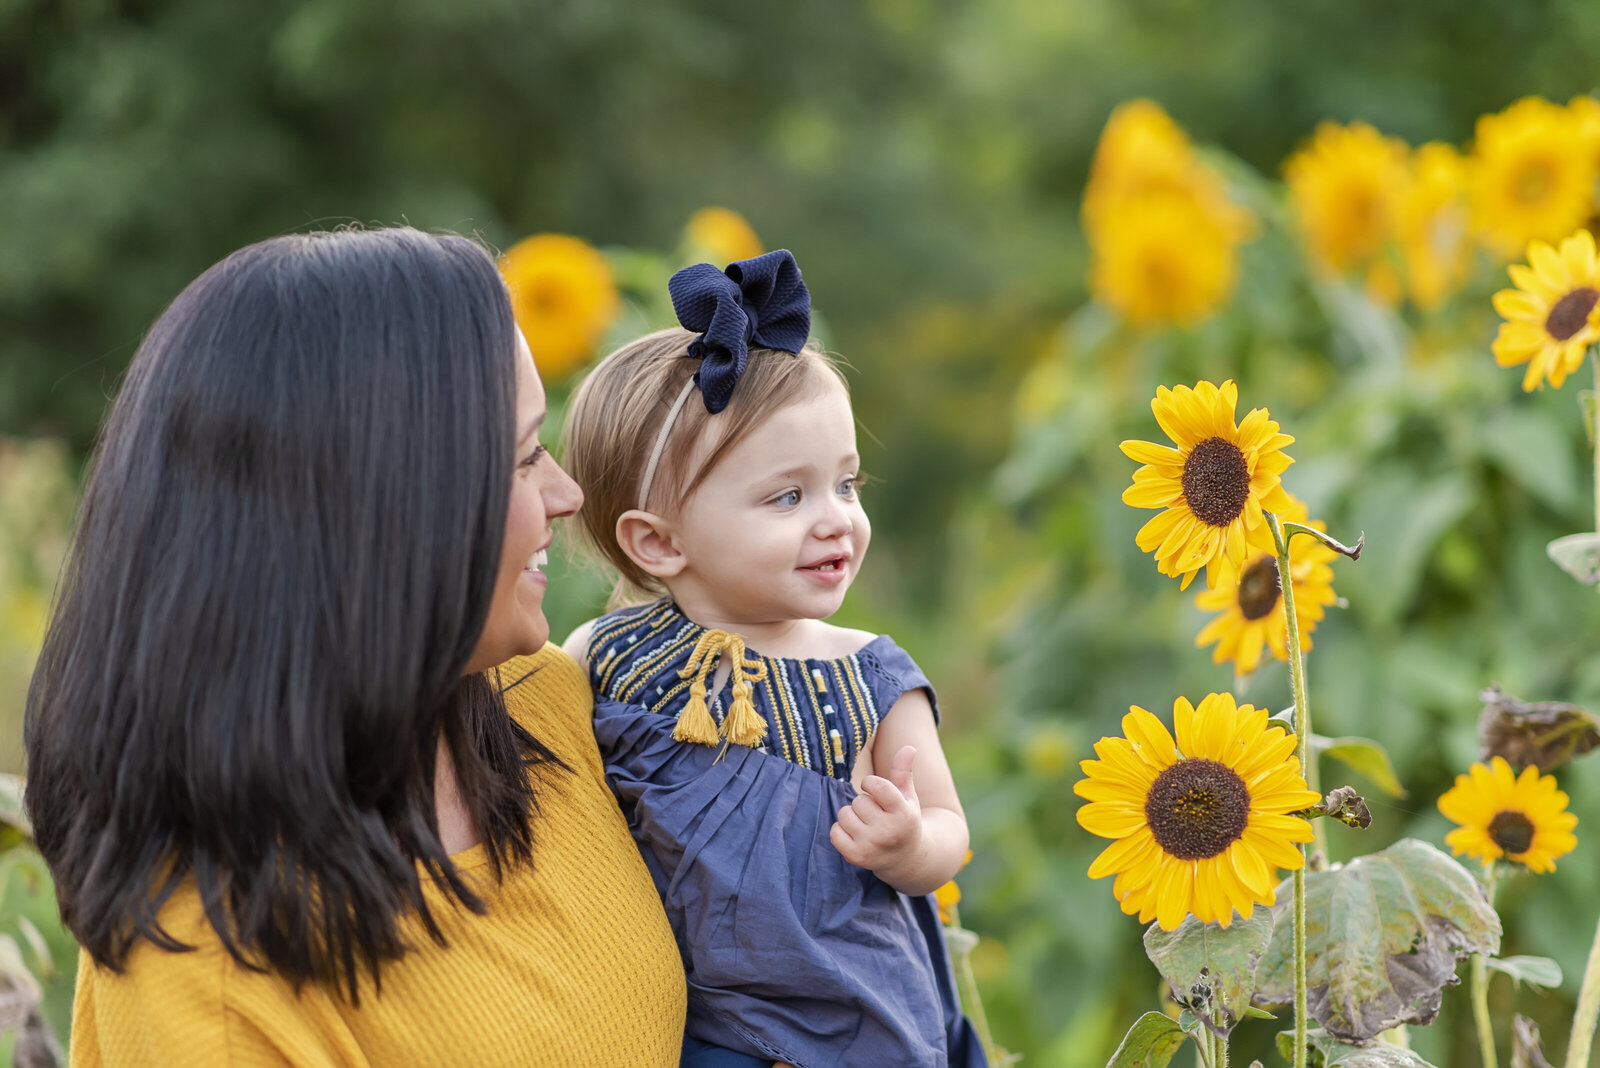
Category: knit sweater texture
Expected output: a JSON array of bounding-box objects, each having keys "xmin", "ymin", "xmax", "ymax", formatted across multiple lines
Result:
[{"xmin": 68, "ymin": 644, "xmax": 686, "ymax": 1067}]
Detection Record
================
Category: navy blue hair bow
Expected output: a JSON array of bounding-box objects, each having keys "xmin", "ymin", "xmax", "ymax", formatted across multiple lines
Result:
[{"xmin": 667, "ymin": 249, "xmax": 811, "ymax": 413}]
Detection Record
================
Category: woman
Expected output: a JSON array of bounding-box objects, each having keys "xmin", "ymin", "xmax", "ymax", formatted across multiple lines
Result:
[{"xmin": 24, "ymin": 228, "xmax": 686, "ymax": 1065}]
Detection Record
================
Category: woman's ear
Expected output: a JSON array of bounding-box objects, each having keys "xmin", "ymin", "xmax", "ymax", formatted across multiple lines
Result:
[{"xmin": 616, "ymin": 509, "xmax": 687, "ymax": 578}]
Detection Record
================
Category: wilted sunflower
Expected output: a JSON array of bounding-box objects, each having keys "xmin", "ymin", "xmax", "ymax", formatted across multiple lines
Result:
[
  {"xmin": 1121, "ymin": 380, "xmax": 1295, "ymax": 590},
  {"xmin": 1075, "ymin": 694, "xmax": 1321, "ymax": 930},
  {"xmin": 1438, "ymin": 757, "xmax": 1577, "ymax": 873},
  {"xmin": 498, "ymin": 234, "xmax": 620, "ymax": 381},
  {"xmin": 683, "ymin": 207, "xmax": 764, "ymax": 265},
  {"xmin": 1470, "ymin": 96, "xmax": 1600, "ymax": 260},
  {"xmin": 1491, "ymin": 229, "xmax": 1600, "ymax": 391},
  {"xmin": 1194, "ymin": 494, "xmax": 1338, "ymax": 675}
]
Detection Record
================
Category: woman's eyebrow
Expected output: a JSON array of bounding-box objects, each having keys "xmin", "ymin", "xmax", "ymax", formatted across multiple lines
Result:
[{"xmin": 517, "ymin": 411, "xmax": 547, "ymax": 448}]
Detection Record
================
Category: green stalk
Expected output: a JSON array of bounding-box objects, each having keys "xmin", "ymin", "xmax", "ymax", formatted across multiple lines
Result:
[
  {"xmin": 1471, "ymin": 865, "xmax": 1499, "ymax": 1068},
  {"xmin": 1565, "ymin": 911, "xmax": 1600, "ymax": 1068},
  {"xmin": 1269, "ymin": 511, "xmax": 1312, "ymax": 1068},
  {"xmin": 1593, "ymin": 351, "xmax": 1599, "ymax": 535},
  {"xmin": 945, "ymin": 905, "xmax": 1002, "ymax": 1065}
]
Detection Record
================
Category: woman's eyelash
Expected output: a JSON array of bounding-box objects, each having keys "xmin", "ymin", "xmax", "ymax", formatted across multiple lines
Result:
[{"xmin": 521, "ymin": 444, "xmax": 547, "ymax": 468}]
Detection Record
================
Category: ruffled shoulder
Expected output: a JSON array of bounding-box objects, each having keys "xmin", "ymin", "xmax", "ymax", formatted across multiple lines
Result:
[{"xmin": 856, "ymin": 635, "xmax": 941, "ymax": 726}]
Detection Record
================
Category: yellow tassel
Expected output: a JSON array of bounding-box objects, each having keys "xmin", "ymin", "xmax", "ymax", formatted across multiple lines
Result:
[
  {"xmin": 721, "ymin": 679, "xmax": 768, "ymax": 747},
  {"xmin": 673, "ymin": 682, "xmax": 721, "ymax": 746}
]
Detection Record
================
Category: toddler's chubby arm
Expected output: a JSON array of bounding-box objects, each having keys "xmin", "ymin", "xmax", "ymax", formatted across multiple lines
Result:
[
  {"xmin": 560, "ymin": 619, "xmax": 598, "ymax": 665},
  {"xmin": 828, "ymin": 690, "xmax": 969, "ymax": 897}
]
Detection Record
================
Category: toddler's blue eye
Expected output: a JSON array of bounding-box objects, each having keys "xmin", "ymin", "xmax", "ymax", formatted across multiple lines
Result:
[
  {"xmin": 836, "ymin": 477, "xmax": 860, "ymax": 499},
  {"xmin": 774, "ymin": 489, "xmax": 801, "ymax": 507}
]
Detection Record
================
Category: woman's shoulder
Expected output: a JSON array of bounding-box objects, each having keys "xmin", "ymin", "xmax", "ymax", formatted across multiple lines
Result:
[{"xmin": 495, "ymin": 644, "xmax": 593, "ymax": 737}]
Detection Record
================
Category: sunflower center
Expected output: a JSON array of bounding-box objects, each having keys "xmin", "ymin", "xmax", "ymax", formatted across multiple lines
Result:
[
  {"xmin": 1144, "ymin": 758, "xmax": 1252, "ymax": 860},
  {"xmin": 1488, "ymin": 810, "xmax": 1535, "ymax": 856},
  {"xmin": 1236, "ymin": 556, "xmax": 1282, "ymax": 621},
  {"xmin": 1181, "ymin": 437, "xmax": 1252, "ymax": 528},
  {"xmin": 1513, "ymin": 162, "xmax": 1553, "ymax": 205},
  {"xmin": 1545, "ymin": 288, "xmax": 1599, "ymax": 342}
]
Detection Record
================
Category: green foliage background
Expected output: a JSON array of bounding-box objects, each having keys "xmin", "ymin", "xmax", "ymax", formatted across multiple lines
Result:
[{"xmin": 5, "ymin": 0, "xmax": 1600, "ymax": 1062}]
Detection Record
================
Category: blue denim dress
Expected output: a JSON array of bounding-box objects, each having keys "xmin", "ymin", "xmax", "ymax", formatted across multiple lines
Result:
[{"xmin": 587, "ymin": 601, "xmax": 986, "ymax": 1068}]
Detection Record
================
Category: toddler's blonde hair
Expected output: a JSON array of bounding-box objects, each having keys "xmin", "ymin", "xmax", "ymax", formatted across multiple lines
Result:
[{"xmin": 563, "ymin": 326, "xmax": 847, "ymax": 603}]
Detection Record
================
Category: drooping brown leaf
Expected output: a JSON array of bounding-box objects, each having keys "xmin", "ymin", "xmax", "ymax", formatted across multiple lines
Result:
[
  {"xmin": 1253, "ymin": 838, "xmax": 1501, "ymax": 1041},
  {"xmin": 1511, "ymin": 1014, "xmax": 1554, "ymax": 1068},
  {"xmin": 1478, "ymin": 686, "xmax": 1600, "ymax": 772},
  {"xmin": 1306, "ymin": 785, "xmax": 1373, "ymax": 830}
]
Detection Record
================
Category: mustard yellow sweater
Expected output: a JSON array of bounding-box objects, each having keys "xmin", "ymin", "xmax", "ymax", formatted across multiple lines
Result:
[{"xmin": 69, "ymin": 645, "xmax": 686, "ymax": 1067}]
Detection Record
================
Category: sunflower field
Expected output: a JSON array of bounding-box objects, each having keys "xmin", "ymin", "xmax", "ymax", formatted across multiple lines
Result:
[{"xmin": 7, "ymin": 1, "xmax": 1600, "ymax": 1064}]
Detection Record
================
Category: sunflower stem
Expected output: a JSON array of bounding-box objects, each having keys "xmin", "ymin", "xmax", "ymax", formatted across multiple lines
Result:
[
  {"xmin": 1269, "ymin": 511, "xmax": 1312, "ymax": 1068},
  {"xmin": 1471, "ymin": 864, "xmax": 1499, "ymax": 1068},
  {"xmin": 1565, "ymin": 906, "xmax": 1600, "ymax": 1068},
  {"xmin": 1592, "ymin": 350, "xmax": 1599, "ymax": 535},
  {"xmin": 945, "ymin": 905, "xmax": 1002, "ymax": 1066}
]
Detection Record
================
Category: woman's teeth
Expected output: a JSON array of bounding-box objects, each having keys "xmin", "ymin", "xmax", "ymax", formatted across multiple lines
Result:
[{"xmin": 526, "ymin": 549, "xmax": 548, "ymax": 572}]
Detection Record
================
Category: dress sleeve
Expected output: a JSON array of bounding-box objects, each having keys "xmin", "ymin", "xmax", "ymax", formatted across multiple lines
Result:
[{"xmin": 858, "ymin": 637, "xmax": 941, "ymax": 725}]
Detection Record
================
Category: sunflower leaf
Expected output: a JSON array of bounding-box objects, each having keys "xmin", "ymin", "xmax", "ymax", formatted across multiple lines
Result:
[
  {"xmin": 1485, "ymin": 955, "xmax": 1562, "ymax": 990},
  {"xmin": 1313, "ymin": 736, "xmax": 1407, "ymax": 798},
  {"xmin": 1253, "ymin": 838, "xmax": 1501, "ymax": 1041},
  {"xmin": 1106, "ymin": 1011, "xmax": 1189, "ymax": 1068},
  {"xmin": 1547, "ymin": 532, "xmax": 1600, "ymax": 588},
  {"xmin": 1274, "ymin": 1029, "xmax": 1440, "ymax": 1067},
  {"xmin": 1142, "ymin": 909, "xmax": 1274, "ymax": 1039}
]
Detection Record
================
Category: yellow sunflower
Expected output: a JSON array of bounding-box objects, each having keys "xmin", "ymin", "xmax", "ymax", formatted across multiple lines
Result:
[
  {"xmin": 683, "ymin": 207, "xmax": 765, "ymax": 265},
  {"xmin": 1437, "ymin": 757, "xmax": 1577, "ymax": 873},
  {"xmin": 1491, "ymin": 228, "xmax": 1600, "ymax": 391},
  {"xmin": 1470, "ymin": 96, "xmax": 1600, "ymax": 260},
  {"xmin": 498, "ymin": 234, "xmax": 620, "ymax": 381},
  {"xmin": 1284, "ymin": 121, "xmax": 1410, "ymax": 284},
  {"xmin": 1193, "ymin": 494, "xmax": 1338, "ymax": 675},
  {"xmin": 1121, "ymin": 380, "xmax": 1295, "ymax": 590},
  {"xmin": 1398, "ymin": 142, "xmax": 1473, "ymax": 312},
  {"xmin": 1075, "ymin": 693, "xmax": 1321, "ymax": 930},
  {"xmin": 1090, "ymin": 192, "xmax": 1243, "ymax": 326}
]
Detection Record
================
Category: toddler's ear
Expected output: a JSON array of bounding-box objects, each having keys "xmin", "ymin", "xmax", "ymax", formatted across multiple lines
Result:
[{"xmin": 616, "ymin": 510, "xmax": 686, "ymax": 578}]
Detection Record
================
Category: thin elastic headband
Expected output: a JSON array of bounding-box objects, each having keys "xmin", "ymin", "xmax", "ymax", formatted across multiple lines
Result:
[{"xmin": 636, "ymin": 377, "xmax": 698, "ymax": 511}]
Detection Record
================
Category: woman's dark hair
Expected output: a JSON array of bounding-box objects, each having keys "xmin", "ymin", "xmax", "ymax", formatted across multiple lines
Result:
[{"xmin": 25, "ymin": 227, "xmax": 557, "ymax": 1000}]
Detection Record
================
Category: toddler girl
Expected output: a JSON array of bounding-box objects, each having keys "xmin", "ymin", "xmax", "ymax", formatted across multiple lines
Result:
[{"xmin": 561, "ymin": 250, "xmax": 985, "ymax": 1068}]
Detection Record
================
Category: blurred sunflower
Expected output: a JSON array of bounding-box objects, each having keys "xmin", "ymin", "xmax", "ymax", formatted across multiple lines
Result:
[
  {"xmin": 1398, "ymin": 142, "xmax": 1473, "ymax": 312},
  {"xmin": 1090, "ymin": 193, "xmax": 1241, "ymax": 326},
  {"xmin": 1438, "ymin": 757, "xmax": 1577, "ymax": 873},
  {"xmin": 1284, "ymin": 121, "xmax": 1409, "ymax": 293},
  {"xmin": 1075, "ymin": 694, "xmax": 1320, "ymax": 930},
  {"xmin": 934, "ymin": 850, "xmax": 974, "ymax": 925},
  {"xmin": 1470, "ymin": 96, "xmax": 1600, "ymax": 260},
  {"xmin": 1121, "ymin": 380, "xmax": 1295, "ymax": 590},
  {"xmin": 1193, "ymin": 494, "xmax": 1338, "ymax": 675},
  {"xmin": 1491, "ymin": 229, "xmax": 1600, "ymax": 391},
  {"xmin": 683, "ymin": 207, "xmax": 764, "ymax": 265},
  {"xmin": 498, "ymin": 234, "xmax": 619, "ymax": 381}
]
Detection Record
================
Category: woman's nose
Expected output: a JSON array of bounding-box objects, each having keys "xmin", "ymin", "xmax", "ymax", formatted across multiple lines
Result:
[{"xmin": 545, "ymin": 458, "xmax": 584, "ymax": 518}]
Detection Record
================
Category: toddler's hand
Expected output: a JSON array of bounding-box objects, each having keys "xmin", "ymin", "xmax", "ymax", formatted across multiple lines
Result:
[{"xmin": 829, "ymin": 746, "xmax": 923, "ymax": 876}]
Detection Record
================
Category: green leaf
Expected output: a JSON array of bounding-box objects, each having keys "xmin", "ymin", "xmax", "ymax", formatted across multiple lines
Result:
[
  {"xmin": 1337, "ymin": 470, "xmax": 1474, "ymax": 625},
  {"xmin": 1275, "ymin": 1029, "xmax": 1440, "ymax": 1067},
  {"xmin": 1142, "ymin": 908, "xmax": 1274, "ymax": 1038},
  {"xmin": 1313, "ymin": 736, "xmax": 1408, "ymax": 798},
  {"xmin": 1253, "ymin": 838, "xmax": 1501, "ymax": 1041},
  {"xmin": 1477, "ymin": 407, "xmax": 1582, "ymax": 514},
  {"xmin": 1485, "ymin": 955, "xmax": 1562, "ymax": 990},
  {"xmin": 1106, "ymin": 1012, "xmax": 1189, "ymax": 1068},
  {"xmin": 1548, "ymin": 532, "xmax": 1600, "ymax": 588}
]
